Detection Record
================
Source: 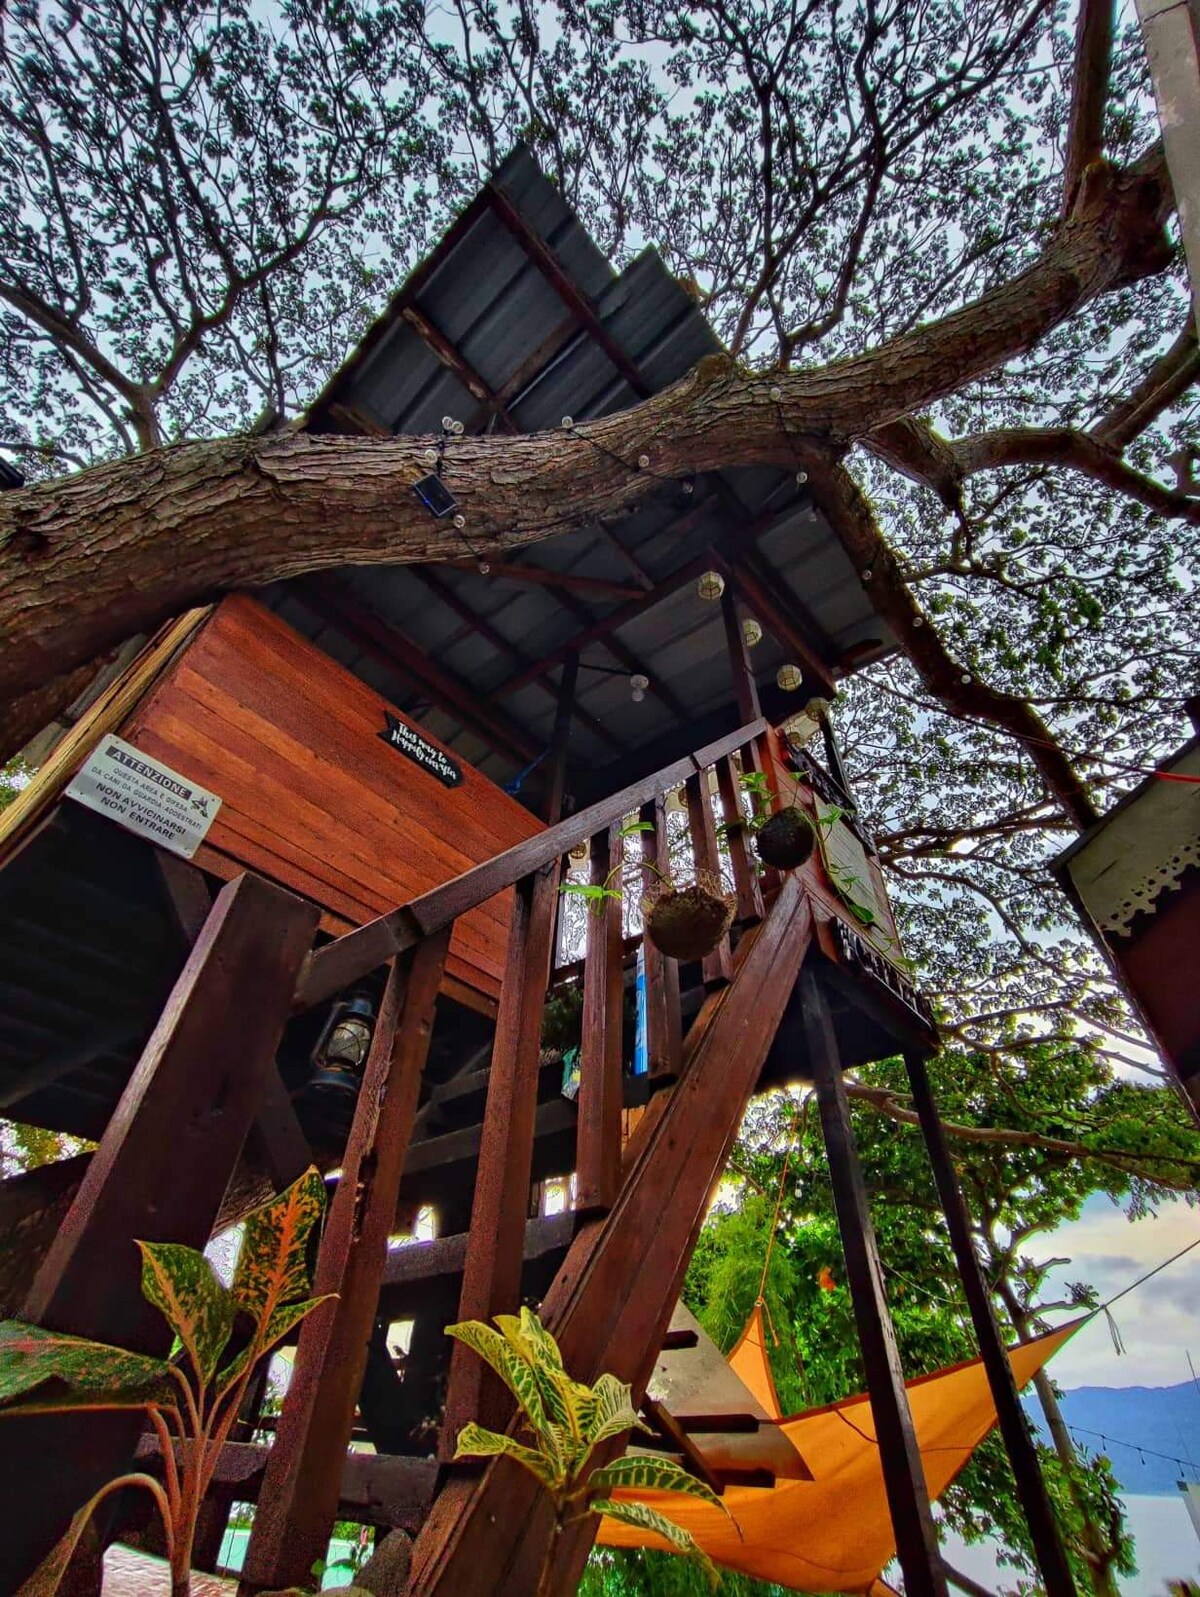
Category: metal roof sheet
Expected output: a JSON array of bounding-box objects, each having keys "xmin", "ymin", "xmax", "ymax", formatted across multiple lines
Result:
[{"xmin": 275, "ymin": 146, "xmax": 896, "ymax": 797}]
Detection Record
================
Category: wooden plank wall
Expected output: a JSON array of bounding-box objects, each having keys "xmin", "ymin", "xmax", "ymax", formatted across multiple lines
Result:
[{"xmin": 123, "ymin": 595, "xmax": 543, "ymax": 1008}]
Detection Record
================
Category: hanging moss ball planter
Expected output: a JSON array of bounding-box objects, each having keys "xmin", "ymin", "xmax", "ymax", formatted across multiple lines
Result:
[
  {"xmin": 643, "ymin": 872, "xmax": 736, "ymax": 961},
  {"xmin": 755, "ymin": 807, "xmax": 815, "ymax": 871}
]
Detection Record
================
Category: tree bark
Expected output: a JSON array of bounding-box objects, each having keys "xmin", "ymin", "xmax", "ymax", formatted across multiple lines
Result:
[{"xmin": 0, "ymin": 147, "xmax": 1173, "ymax": 769}]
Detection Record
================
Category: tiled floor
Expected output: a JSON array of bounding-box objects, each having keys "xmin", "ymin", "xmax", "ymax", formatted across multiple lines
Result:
[{"xmin": 102, "ymin": 1545, "xmax": 237, "ymax": 1595}]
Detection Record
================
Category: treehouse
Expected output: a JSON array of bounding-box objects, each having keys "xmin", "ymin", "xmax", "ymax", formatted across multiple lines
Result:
[
  {"xmin": 0, "ymin": 149, "xmax": 1074, "ymax": 1597},
  {"xmin": 1053, "ymin": 698, "xmax": 1200, "ymax": 1115}
]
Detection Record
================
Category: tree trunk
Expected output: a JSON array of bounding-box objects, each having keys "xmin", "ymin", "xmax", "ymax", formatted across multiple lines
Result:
[{"xmin": 0, "ymin": 150, "xmax": 1172, "ymax": 761}]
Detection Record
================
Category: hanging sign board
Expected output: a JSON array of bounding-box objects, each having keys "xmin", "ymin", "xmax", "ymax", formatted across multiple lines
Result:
[
  {"xmin": 66, "ymin": 736, "xmax": 221, "ymax": 860},
  {"xmin": 814, "ymin": 797, "xmax": 904, "ymax": 968},
  {"xmin": 378, "ymin": 712, "xmax": 463, "ymax": 788}
]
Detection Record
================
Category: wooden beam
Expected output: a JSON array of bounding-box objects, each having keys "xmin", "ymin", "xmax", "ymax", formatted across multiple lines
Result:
[
  {"xmin": 408, "ymin": 567, "xmax": 619, "ymax": 754},
  {"xmin": 575, "ymin": 823, "xmax": 624, "ymax": 1213},
  {"xmin": 436, "ymin": 558, "xmax": 644, "ymax": 604},
  {"xmin": 299, "ymin": 573, "xmax": 542, "ymax": 767},
  {"xmin": 3, "ymin": 876, "xmax": 318, "ymax": 1596},
  {"xmin": 490, "ymin": 555, "xmax": 717, "ymax": 701},
  {"xmin": 242, "ymin": 932, "xmax": 450, "ymax": 1592},
  {"xmin": 404, "ymin": 873, "xmax": 815, "ymax": 1597},
  {"xmin": 297, "ymin": 718, "xmax": 766, "ymax": 1009},
  {"xmin": 400, "ymin": 306, "xmax": 518, "ymax": 432},
  {"xmin": 721, "ymin": 589, "xmax": 761, "ymax": 725},
  {"xmin": 685, "ymin": 769, "xmax": 734, "ymax": 986},
  {"xmin": 715, "ymin": 549, "xmax": 836, "ymax": 698},
  {"xmin": 442, "ymin": 865, "xmax": 559, "ymax": 1444},
  {"xmin": 903, "ymin": 1049, "xmax": 1078, "ymax": 1597},
  {"xmin": 544, "ymin": 653, "xmax": 579, "ymax": 824},
  {"xmin": 802, "ymin": 966, "xmax": 947, "ymax": 1597}
]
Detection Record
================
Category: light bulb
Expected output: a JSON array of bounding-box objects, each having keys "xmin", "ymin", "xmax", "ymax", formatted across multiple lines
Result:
[
  {"xmin": 630, "ymin": 673, "xmax": 649, "ymax": 704},
  {"xmin": 452, "ymin": 419, "xmax": 464, "ymax": 435},
  {"xmin": 453, "ymin": 514, "xmax": 465, "ymax": 529},
  {"xmin": 561, "ymin": 416, "xmax": 574, "ymax": 429},
  {"xmin": 795, "ymin": 470, "xmax": 808, "ymax": 485},
  {"xmin": 862, "ymin": 569, "xmax": 873, "ymax": 581},
  {"xmin": 681, "ymin": 480, "xmax": 694, "ymax": 495},
  {"xmin": 423, "ymin": 449, "xmax": 438, "ymax": 466},
  {"xmin": 637, "ymin": 454, "xmax": 650, "ymax": 469},
  {"xmin": 777, "ymin": 663, "xmax": 803, "ymax": 692},
  {"xmin": 442, "ymin": 415, "xmax": 455, "ymax": 430},
  {"xmin": 741, "ymin": 618, "xmax": 763, "ymax": 648},
  {"xmin": 477, "ymin": 559, "xmax": 491, "ymax": 575},
  {"xmin": 697, "ymin": 570, "xmax": 725, "ymax": 602},
  {"xmin": 769, "ymin": 386, "xmax": 782, "ymax": 402}
]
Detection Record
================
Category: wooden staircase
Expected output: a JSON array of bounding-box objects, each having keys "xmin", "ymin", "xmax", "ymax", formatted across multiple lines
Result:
[{"xmin": 1, "ymin": 716, "xmax": 944, "ymax": 1596}]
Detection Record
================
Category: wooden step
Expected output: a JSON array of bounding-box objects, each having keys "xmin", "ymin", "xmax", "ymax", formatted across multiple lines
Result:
[{"xmin": 380, "ymin": 1212, "xmax": 577, "ymax": 1313}]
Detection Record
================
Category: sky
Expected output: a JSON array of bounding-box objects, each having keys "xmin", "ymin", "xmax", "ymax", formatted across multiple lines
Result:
[{"xmin": 1036, "ymin": 1191, "xmax": 1200, "ymax": 1390}]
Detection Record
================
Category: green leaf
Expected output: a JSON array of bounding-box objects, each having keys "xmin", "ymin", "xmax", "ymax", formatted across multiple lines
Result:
[
  {"xmin": 590, "ymin": 1497, "xmax": 719, "ymax": 1583},
  {"xmin": 444, "ymin": 1319, "xmax": 556, "ymax": 1450},
  {"xmin": 217, "ymin": 1293, "xmax": 333, "ymax": 1396},
  {"xmin": 452, "ymin": 1420, "xmax": 562, "ymax": 1488},
  {"xmin": 589, "ymin": 1453, "xmax": 730, "ymax": 1512},
  {"xmin": 584, "ymin": 1372, "xmax": 642, "ymax": 1448},
  {"xmin": 231, "ymin": 1166, "xmax": 326, "ymax": 1321},
  {"xmin": 137, "ymin": 1240, "xmax": 233, "ymax": 1386},
  {"xmin": 0, "ymin": 1321, "xmax": 171, "ymax": 1410}
]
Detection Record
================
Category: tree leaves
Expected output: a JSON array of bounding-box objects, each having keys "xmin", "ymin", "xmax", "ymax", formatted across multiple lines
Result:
[
  {"xmin": 0, "ymin": 1322, "xmax": 171, "ymax": 1412},
  {"xmin": 452, "ymin": 1420, "xmax": 562, "ymax": 1489},
  {"xmin": 137, "ymin": 1241, "xmax": 233, "ymax": 1387},
  {"xmin": 591, "ymin": 1499, "xmax": 719, "ymax": 1585},
  {"xmin": 231, "ymin": 1166, "xmax": 325, "ymax": 1322},
  {"xmin": 589, "ymin": 1456, "xmax": 731, "ymax": 1516}
]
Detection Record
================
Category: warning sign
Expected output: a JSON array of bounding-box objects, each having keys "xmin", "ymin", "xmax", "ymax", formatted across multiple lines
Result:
[{"xmin": 66, "ymin": 736, "xmax": 221, "ymax": 860}]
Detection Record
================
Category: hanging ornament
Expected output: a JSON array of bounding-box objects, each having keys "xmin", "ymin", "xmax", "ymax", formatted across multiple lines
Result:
[
  {"xmin": 741, "ymin": 617, "xmax": 763, "ymax": 649},
  {"xmin": 776, "ymin": 663, "xmax": 803, "ymax": 692},
  {"xmin": 697, "ymin": 570, "xmax": 725, "ymax": 602},
  {"xmin": 568, "ymin": 841, "xmax": 589, "ymax": 863},
  {"xmin": 629, "ymin": 673, "xmax": 649, "ymax": 704}
]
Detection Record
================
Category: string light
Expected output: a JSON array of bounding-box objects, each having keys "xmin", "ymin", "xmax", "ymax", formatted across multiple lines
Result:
[
  {"xmin": 777, "ymin": 663, "xmax": 803, "ymax": 692},
  {"xmin": 697, "ymin": 570, "xmax": 725, "ymax": 602},
  {"xmin": 742, "ymin": 618, "xmax": 763, "ymax": 648},
  {"xmin": 630, "ymin": 673, "xmax": 649, "ymax": 704}
]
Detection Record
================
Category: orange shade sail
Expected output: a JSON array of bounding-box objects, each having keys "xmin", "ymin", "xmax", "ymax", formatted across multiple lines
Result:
[{"xmin": 598, "ymin": 1309, "xmax": 1080, "ymax": 1592}]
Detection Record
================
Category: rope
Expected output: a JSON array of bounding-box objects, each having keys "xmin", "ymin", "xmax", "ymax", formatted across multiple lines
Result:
[{"xmin": 1100, "ymin": 1235, "xmax": 1200, "ymax": 1311}]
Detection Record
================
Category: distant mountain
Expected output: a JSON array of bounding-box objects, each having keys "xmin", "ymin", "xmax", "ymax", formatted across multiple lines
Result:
[{"xmin": 1024, "ymin": 1382, "xmax": 1200, "ymax": 1495}]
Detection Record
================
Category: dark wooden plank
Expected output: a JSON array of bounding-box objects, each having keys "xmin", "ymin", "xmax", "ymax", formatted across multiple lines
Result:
[
  {"xmin": 3, "ymin": 875, "xmax": 318, "ymax": 1596},
  {"xmin": 575, "ymin": 824, "xmax": 624, "ymax": 1214},
  {"xmin": 241, "ymin": 930, "xmax": 449, "ymax": 1592},
  {"xmin": 642, "ymin": 1397, "xmax": 724, "ymax": 1496},
  {"xmin": 442, "ymin": 867, "xmax": 559, "ymax": 1446},
  {"xmin": 405, "ymin": 875, "xmax": 814, "ymax": 1597},
  {"xmin": 903, "ymin": 1049, "xmax": 1077, "ymax": 1596},
  {"xmin": 135, "ymin": 1435, "xmax": 438, "ymax": 1532},
  {"xmin": 721, "ymin": 589, "xmax": 762, "ymax": 725},
  {"xmin": 544, "ymin": 653, "xmax": 579, "ymax": 825},
  {"xmin": 715, "ymin": 754, "xmax": 762, "ymax": 924},
  {"xmin": 381, "ymin": 1212, "xmax": 576, "ymax": 1293},
  {"xmin": 299, "ymin": 719, "xmax": 767, "ymax": 1009},
  {"xmin": 685, "ymin": 770, "xmax": 734, "ymax": 986},
  {"xmin": 639, "ymin": 796, "xmax": 682, "ymax": 1083},
  {"xmin": 802, "ymin": 968, "xmax": 947, "ymax": 1597}
]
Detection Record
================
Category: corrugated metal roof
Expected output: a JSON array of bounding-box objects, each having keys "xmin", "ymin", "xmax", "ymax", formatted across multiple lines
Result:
[{"xmin": 267, "ymin": 146, "xmax": 895, "ymax": 795}]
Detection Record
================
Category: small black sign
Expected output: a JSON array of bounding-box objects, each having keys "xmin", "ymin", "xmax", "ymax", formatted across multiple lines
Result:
[{"xmin": 378, "ymin": 712, "xmax": 463, "ymax": 788}]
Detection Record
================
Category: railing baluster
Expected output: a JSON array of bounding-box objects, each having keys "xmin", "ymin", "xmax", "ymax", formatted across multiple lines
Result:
[
  {"xmin": 241, "ymin": 929, "xmax": 450, "ymax": 1594},
  {"xmin": 685, "ymin": 768, "xmax": 734, "ymax": 985},
  {"xmin": 740, "ymin": 731, "xmax": 782, "ymax": 899},
  {"xmin": 442, "ymin": 863, "xmax": 559, "ymax": 1445},
  {"xmin": 715, "ymin": 753, "xmax": 763, "ymax": 924},
  {"xmin": 639, "ymin": 796, "xmax": 682, "ymax": 1083},
  {"xmin": 575, "ymin": 824, "xmax": 624, "ymax": 1214}
]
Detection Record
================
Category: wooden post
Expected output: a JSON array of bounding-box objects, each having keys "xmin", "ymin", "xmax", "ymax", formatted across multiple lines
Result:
[
  {"xmin": 721, "ymin": 588, "xmax": 761, "ymax": 725},
  {"xmin": 543, "ymin": 652, "xmax": 579, "ymax": 825},
  {"xmin": 715, "ymin": 754, "xmax": 762, "ymax": 923},
  {"xmin": 442, "ymin": 864, "xmax": 559, "ymax": 1443},
  {"xmin": 240, "ymin": 931, "xmax": 450, "ymax": 1593},
  {"xmin": 903, "ymin": 1049, "xmax": 1077, "ymax": 1597},
  {"xmin": 685, "ymin": 769, "xmax": 734, "ymax": 985},
  {"xmin": 801, "ymin": 966, "xmax": 947, "ymax": 1597},
  {"xmin": 576, "ymin": 823, "xmax": 624, "ymax": 1213},
  {"xmin": 2, "ymin": 874, "xmax": 318, "ymax": 1596},
  {"xmin": 639, "ymin": 796, "xmax": 682, "ymax": 1083}
]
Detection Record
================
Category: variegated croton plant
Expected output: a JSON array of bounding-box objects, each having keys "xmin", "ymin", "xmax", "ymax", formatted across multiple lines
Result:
[
  {"xmin": 447, "ymin": 1308, "xmax": 734, "ymax": 1593},
  {"xmin": 0, "ymin": 1167, "xmax": 337, "ymax": 1597}
]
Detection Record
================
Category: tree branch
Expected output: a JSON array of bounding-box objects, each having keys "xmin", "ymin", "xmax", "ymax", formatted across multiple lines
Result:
[
  {"xmin": 1061, "ymin": 0, "xmax": 1116, "ymax": 215},
  {"xmin": 1093, "ymin": 315, "xmax": 1200, "ymax": 451}
]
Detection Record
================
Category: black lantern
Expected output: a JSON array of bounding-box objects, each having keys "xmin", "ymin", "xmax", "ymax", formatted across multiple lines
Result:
[{"xmin": 309, "ymin": 992, "xmax": 376, "ymax": 1099}]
